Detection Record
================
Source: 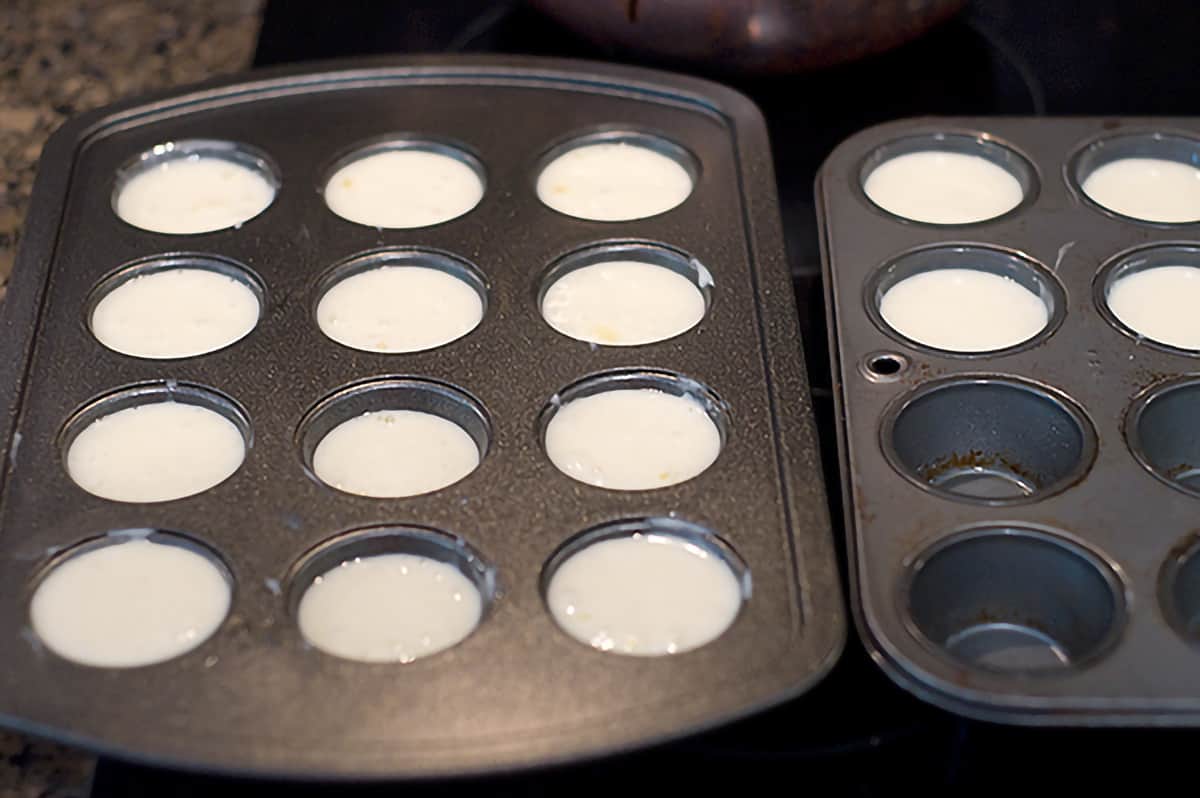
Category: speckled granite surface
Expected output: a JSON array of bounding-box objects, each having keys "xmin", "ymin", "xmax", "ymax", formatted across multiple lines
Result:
[
  {"xmin": 0, "ymin": 1, "xmax": 261, "ymax": 793},
  {"xmin": 0, "ymin": 0, "xmax": 263, "ymax": 304}
]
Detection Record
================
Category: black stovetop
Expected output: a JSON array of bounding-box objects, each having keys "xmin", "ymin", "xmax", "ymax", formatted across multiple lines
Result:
[{"xmin": 91, "ymin": 2, "xmax": 1200, "ymax": 792}]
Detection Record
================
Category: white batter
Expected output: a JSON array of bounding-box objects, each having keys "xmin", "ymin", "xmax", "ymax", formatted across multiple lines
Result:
[
  {"xmin": 541, "ymin": 260, "xmax": 706, "ymax": 346},
  {"xmin": 1081, "ymin": 157, "xmax": 1200, "ymax": 223},
  {"xmin": 324, "ymin": 149, "xmax": 483, "ymax": 228},
  {"xmin": 1108, "ymin": 265, "xmax": 1200, "ymax": 349},
  {"xmin": 544, "ymin": 388, "xmax": 721, "ymax": 490},
  {"xmin": 298, "ymin": 553, "xmax": 482, "ymax": 663},
  {"xmin": 67, "ymin": 400, "xmax": 245, "ymax": 503},
  {"xmin": 116, "ymin": 155, "xmax": 275, "ymax": 234},
  {"xmin": 91, "ymin": 268, "xmax": 260, "ymax": 359},
  {"xmin": 537, "ymin": 142, "xmax": 693, "ymax": 221},
  {"xmin": 312, "ymin": 409, "xmax": 479, "ymax": 497},
  {"xmin": 864, "ymin": 150, "xmax": 1024, "ymax": 224},
  {"xmin": 317, "ymin": 266, "xmax": 483, "ymax": 353},
  {"xmin": 880, "ymin": 268, "xmax": 1049, "ymax": 352},
  {"xmin": 547, "ymin": 533, "xmax": 743, "ymax": 656},
  {"xmin": 30, "ymin": 538, "xmax": 230, "ymax": 668}
]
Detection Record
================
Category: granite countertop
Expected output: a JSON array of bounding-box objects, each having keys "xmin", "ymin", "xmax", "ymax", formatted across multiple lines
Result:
[{"xmin": 0, "ymin": 1, "xmax": 261, "ymax": 793}]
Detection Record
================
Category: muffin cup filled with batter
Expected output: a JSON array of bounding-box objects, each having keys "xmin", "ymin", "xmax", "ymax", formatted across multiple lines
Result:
[
  {"xmin": 859, "ymin": 132, "xmax": 1036, "ymax": 225},
  {"xmin": 1096, "ymin": 244, "xmax": 1200, "ymax": 352},
  {"xmin": 540, "ymin": 370, "xmax": 727, "ymax": 491},
  {"xmin": 315, "ymin": 248, "xmax": 487, "ymax": 353},
  {"xmin": 535, "ymin": 130, "xmax": 697, "ymax": 221},
  {"xmin": 1070, "ymin": 131, "xmax": 1200, "ymax": 224},
  {"xmin": 287, "ymin": 526, "xmax": 496, "ymax": 664},
  {"xmin": 112, "ymin": 139, "xmax": 279, "ymax": 235},
  {"xmin": 87, "ymin": 254, "xmax": 263, "ymax": 360},
  {"xmin": 60, "ymin": 382, "xmax": 251, "ymax": 504},
  {"xmin": 298, "ymin": 378, "xmax": 490, "ymax": 499},
  {"xmin": 538, "ymin": 242, "xmax": 710, "ymax": 346},
  {"xmin": 542, "ymin": 518, "xmax": 748, "ymax": 657},
  {"xmin": 30, "ymin": 531, "xmax": 232, "ymax": 668},
  {"xmin": 866, "ymin": 244, "xmax": 1064, "ymax": 355},
  {"xmin": 323, "ymin": 137, "xmax": 485, "ymax": 229}
]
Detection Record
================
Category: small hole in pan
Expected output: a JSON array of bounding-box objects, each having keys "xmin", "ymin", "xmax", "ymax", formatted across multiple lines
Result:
[
  {"xmin": 860, "ymin": 351, "xmax": 908, "ymax": 382},
  {"xmin": 905, "ymin": 526, "xmax": 1125, "ymax": 673}
]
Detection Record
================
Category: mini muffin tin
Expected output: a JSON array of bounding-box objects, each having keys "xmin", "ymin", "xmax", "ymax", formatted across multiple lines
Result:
[
  {"xmin": 0, "ymin": 57, "xmax": 844, "ymax": 776},
  {"xmin": 817, "ymin": 116, "xmax": 1200, "ymax": 724}
]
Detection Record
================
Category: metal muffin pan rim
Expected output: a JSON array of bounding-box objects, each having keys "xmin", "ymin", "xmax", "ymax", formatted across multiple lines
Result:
[
  {"xmin": 110, "ymin": 138, "xmax": 282, "ymax": 236},
  {"xmin": 283, "ymin": 523, "xmax": 500, "ymax": 664},
  {"xmin": 1159, "ymin": 531, "xmax": 1200, "ymax": 647},
  {"xmin": 531, "ymin": 125, "xmax": 702, "ymax": 222},
  {"xmin": 1091, "ymin": 241, "xmax": 1200, "ymax": 357},
  {"xmin": 877, "ymin": 372, "xmax": 1099, "ymax": 507},
  {"xmin": 852, "ymin": 127, "xmax": 1042, "ymax": 229},
  {"xmin": 24, "ymin": 528, "xmax": 236, "ymax": 669},
  {"xmin": 895, "ymin": 522, "xmax": 1130, "ymax": 677},
  {"xmin": 316, "ymin": 132, "xmax": 488, "ymax": 230},
  {"xmin": 537, "ymin": 515, "xmax": 752, "ymax": 657},
  {"xmin": 862, "ymin": 241, "xmax": 1068, "ymax": 359},
  {"xmin": 1064, "ymin": 127, "xmax": 1200, "ymax": 228},
  {"xmin": 82, "ymin": 251, "xmax": 267, "ymax": 361},
  {"xmin": 534, "ymin": 238, "xmax": 715, "ymax": 347}
]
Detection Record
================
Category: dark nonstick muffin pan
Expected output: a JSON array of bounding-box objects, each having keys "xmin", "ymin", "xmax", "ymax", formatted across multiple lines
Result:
[
  {"xmin": 818, "ymin": 116, "xmax": 1200, "ymax": 724},
  {"xmin": 0, "ymin": 56, "xmax": 844, "ymax": 777}
]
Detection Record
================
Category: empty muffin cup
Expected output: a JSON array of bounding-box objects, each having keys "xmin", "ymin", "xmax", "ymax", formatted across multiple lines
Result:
[
  {"xmin": 905, "ymin": 526, "xmax": 1124, "ymax": 672},
  {"xmin": 540, "ymin": 370, "xmax": 727, "ymax": 491},
  {"xmin": 323, "ymin": 137, "xmax": 484, "ymax": 229},
  {"xmin": 1096, "ymin": 244, "xmax": 1200, "ymax": 352},
  {"xmin": 61, "ymin": 382, "xmax": 250, "ymax": 503},
  {"xmin": 1126, "ymin": 377, "xmax": 1200, "ymax": 498},
  {"xmin": 87, "ymin": 254, "xmax": 263, "ymax": 359},
  {"xmin": 542, "ymin": 518, "xmax": 748, "ymax": 656},
  {"xmin": 536, "ymin": 130, "xmax": 697, "ymax": 221},
  {"xmin": 288, "ymin": 526, "xmax": 495, "ymax": 664},
  {"xmin": 298, "ymin": 378, "xmax": 489, "ymax": 498},
  {"xmin": 538, "ymin": 242, "xmax": 710, "ymax": 346},
  {"xmin": 860, "ymin": 133, "xmax": 1036, "ymax": 225},
  {"xmin": 315, "ymin": 248, "xmax": 487, "ymax": 353},
  {"xmin": 867, "ymin": 245, "xmax": 1062, "ymax": 354},
  {"xmin": 1071, "ymin": 132, "xmax": 1200, "ymax": 224},
  {"xmin": 1160, "ymin": 535, "xmax": 1200, "ymax": 644},
  {"xmin": 883, "ymin": 376, "xmax": 1096, "ymax": 504},
  {"xmin": 30, "ymin": 530, "xmax": 232, "ymax": 668},
  {"xmin": 112, "ymin": 139, "xmax": 279, "ymax": 235}
]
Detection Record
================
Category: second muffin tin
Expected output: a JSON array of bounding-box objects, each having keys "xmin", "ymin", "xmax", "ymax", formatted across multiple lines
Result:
[
  {"xmin": 818, "ymin": 116, "xmax": 1200, "ymax": 724},
  {"xmin": 0, "ymin": 57, "xmax": 843, "ymax": 776}
]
